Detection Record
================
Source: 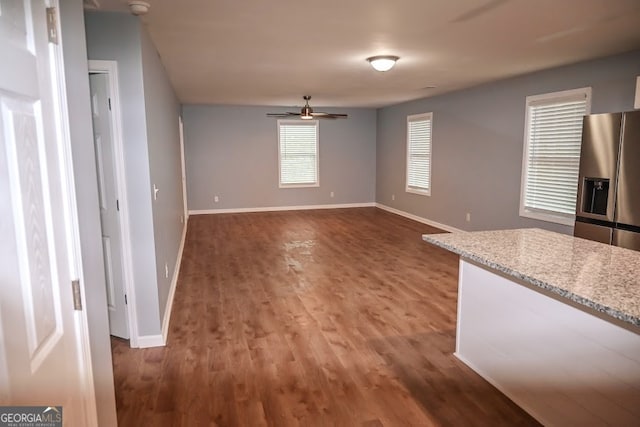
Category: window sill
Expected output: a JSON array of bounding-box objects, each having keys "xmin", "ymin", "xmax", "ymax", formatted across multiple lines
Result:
[
  {"xmin": 519, "ymin": 208, "xmax": 575, "ymax": 227},
  {"xmin": 406, "ymin": 187, "xmax": 431, "ymax": 197},
  {"xmin": 279, "ymin": 183, "xmax": 320, "ymax": 189}
]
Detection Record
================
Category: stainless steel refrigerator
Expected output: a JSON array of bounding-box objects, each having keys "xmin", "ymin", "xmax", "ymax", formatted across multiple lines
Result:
[{"xmin": 574, "ymin": 110, "xmax": 640, "ymax": 251}]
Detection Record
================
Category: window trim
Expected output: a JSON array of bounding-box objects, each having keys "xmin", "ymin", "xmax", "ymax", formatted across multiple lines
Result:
[
  {"xmin": 405, "ymin": 112, "xmax": 433, "ymax": 197},
  {"xmin": 519, "ymin": 87, "xmax": 592, "ymax": 226},
  {"xmin": 277, "ymin": 119, "xmax": 320, "ymax": 188}
]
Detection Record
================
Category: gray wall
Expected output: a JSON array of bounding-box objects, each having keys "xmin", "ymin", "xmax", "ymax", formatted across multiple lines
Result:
[
  {"xmin": 85, "ymin": 12, "xmax": 160, "ymax": 336},
  {"xmin": 60, "ymin": 1, "xmax": 116, "ymax": 424},
  {"xmin": 140, "ymin": 29, "xmax": 184, "ymax": 317},
  {"xmin": 376, "ymin": 50, "xmax": 640, "ymax": 233},
  {"xmin": 183, "ymin": 105, "xmax": 377, "ymax": 211}
]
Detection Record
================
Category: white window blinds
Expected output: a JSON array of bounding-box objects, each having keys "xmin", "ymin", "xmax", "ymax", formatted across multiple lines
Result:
[
  {"xmin": 521, "ymin": 88, "xmax": 591, "ymax": 224},
  {"xmin": 278, "ymin": 120, "xmax": 318, "ymax": 187},
  {"xmin": 406, "ymin": 113, "xmax": 432, "ymax": 195}
]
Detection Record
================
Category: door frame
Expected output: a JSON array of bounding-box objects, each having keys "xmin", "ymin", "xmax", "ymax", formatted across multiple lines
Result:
[
  {"xmin": 51, "ymin": 6, "xmax": 95, "ymax": 421},
  {"xmin": 179, "ymin": 115, "xmax": 188, "ymax": 220},
  {"xmin": 88, "ymin": 60, "xmax": 138, "ymax": 347}
]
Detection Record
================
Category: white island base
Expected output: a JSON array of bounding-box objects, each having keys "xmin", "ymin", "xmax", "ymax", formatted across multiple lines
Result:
[{"xmin": 457, "ymin": 260, "xmax": 640, "ymax": 426}]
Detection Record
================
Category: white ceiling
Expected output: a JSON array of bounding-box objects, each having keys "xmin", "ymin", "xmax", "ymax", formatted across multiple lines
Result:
[{"xmin": 90, "ymin": 0, "xmax": 640, "ymax": 108}]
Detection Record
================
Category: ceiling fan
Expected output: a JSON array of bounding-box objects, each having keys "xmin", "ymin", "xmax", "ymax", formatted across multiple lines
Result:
[{"xmin": 267, "ymin": 96, "xmax": 348, "ymax": 120}]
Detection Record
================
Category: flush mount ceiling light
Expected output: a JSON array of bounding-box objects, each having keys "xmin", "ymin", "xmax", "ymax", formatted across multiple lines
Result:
[
  {"xmin": 128, "ymin": 1, "xmax": 150, "ymax": 16},
  {"xmin": 367, "ymin": 55, "xmax": 399, "ymax": 72}
]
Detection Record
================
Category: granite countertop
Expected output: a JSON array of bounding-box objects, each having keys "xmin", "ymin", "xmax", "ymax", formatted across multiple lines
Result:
[{"xmin": 422, "ymin": 228, "xmax": 640, "ymax": 328}]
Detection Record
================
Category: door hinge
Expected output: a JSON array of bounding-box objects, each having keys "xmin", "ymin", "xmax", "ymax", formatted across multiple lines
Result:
[
  {"xmin": 124, "ymin": 294, "xmax": 128, "ymax": 305},
  {"xmin": 116, "ymin": 199, "xmax": 120, "ymax": 211},
  {"xmin": 72, "ymin": 279, "xmax": 82, "ymax": 311},
  {"xmin": 46, "ymin": 7, "xmax": 59, "ymax": 45},
  {"xmin": 108, "ymin": 98, "xmax": 112, "ymax": 111}
]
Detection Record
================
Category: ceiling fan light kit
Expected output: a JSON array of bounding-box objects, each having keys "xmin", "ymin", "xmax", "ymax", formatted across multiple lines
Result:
[
  {"xmin": 300, "ymin": 105, "xmax": 313, "ymax": 120},
  {"xmin": 367, "ymin": 55, "xmax": 399, "ymax": 72}
]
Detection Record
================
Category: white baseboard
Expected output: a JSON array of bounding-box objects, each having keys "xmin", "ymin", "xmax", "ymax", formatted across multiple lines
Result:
[
  {"xmin": 188, "ymin": 202, "xmax": 463, "ymax": 233},
  {"xmin": 160, "ymin": 217, "xmax": 189, "ymax": 345},
  {"xmin": 136, "ymin": 334, "xmax": 164, "ymax": 348},
  {"xmin": 375, "ymin": 203, "xmax": 464, "ymax": 233},
  {"xmin": 189, "ymin": 202, "xmax": 375, "ymax": 215}
]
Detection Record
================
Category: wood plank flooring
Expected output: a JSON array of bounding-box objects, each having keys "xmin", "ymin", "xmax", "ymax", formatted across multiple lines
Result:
[{"xmin": 111, "ymin": 208, "xmax": 539, "ymax": 426}]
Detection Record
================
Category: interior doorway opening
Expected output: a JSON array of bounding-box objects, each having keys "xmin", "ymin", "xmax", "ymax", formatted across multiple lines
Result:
[{"xmin": 88, "ymin": 60, "xmax": 138, "ymax": 346}]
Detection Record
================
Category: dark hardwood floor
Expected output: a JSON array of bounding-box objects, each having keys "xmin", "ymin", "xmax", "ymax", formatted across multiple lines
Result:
[{"xmin": 111, "ymin": 208, "xmax": 539, "ymax": 426}]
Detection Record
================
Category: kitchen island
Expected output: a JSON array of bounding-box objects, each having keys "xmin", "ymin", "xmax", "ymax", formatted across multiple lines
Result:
[{"xmin": 423, "ymin": 228, "xmax": 640, "ymax": 426}]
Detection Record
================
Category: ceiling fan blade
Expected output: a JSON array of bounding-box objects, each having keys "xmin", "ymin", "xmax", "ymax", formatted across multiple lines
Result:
[
  {"xmin": 311, "ymin": 112, "xmax": 348, "ymax": 118},
  {"xmin": 451, "ymin": 0, "xmax": 510, "ymax": 23},
  {"xmin": 266, "ymin": 112, "xmax": 300, "ymax": 117}
]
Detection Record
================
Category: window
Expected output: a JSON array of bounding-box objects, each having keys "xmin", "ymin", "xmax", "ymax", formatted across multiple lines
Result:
[
  {"xmin": 278, "ymin": 120, "xmax": 319, "ymax": 187},
  {"xmin": 520, "ymin": 87, "xmax": 591, "ymax": 225},
  {"xmin": 406, "ymin": 113, "xmax": 433, "ymax": 196}
]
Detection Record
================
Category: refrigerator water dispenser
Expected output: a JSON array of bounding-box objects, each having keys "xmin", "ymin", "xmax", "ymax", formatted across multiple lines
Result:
[{"xmin": 582, "ymin": 178, "xmax": 609, "ymax": 216}]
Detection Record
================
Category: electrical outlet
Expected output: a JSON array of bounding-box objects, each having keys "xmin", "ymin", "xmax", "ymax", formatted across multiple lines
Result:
[
  {"xmin": 330, "ymin": 191, "xmax": 334, "ymax": 198},
  {"xmin": 392, "ymin": 194, "xmax": 395, "ymax": 201},
  {"xmin": 466, "ymin": 212, "xmax": 471, "ymax": 222},
  {"xmin": 164, "ymin": 263, "xmax": 169, "ymax": 278},
  {"xmin": 214, "ymin": 195, "xmax": 219, "ymax": 203}
]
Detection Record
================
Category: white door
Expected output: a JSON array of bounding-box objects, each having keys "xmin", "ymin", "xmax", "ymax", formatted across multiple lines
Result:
[
  {"xmin": 89, "ymin": 73, "xmax": 129, "ymax": 339},
  {"xmin": 0, "ymin": 0, "xmax": 89, "ymax": 424}
]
